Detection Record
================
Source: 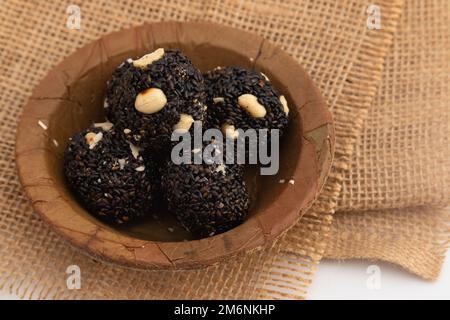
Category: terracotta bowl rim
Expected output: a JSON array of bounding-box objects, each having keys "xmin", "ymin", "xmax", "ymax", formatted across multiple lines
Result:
[{"xmin": 15, "ymin": 21, "xmax": 335, "ymax": 270}]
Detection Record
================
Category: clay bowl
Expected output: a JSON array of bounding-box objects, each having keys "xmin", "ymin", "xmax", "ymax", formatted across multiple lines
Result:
[{"xmin": 16, "ymin": 21, "xmax": 334, "ymax": 270}]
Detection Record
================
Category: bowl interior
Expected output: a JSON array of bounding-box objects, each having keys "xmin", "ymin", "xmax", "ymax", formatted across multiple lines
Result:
[{"xmin": 46, "ymin": 43, "xmax": 302, "ymax": 242}]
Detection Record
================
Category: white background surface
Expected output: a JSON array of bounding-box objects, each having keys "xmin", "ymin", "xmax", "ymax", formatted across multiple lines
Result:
[
  {"xmin": 1, "ymin": 253, "xmax": 448, "ymax": 300},
  {"xmin": 308, "ymin": 254, "xmax": 450, "ymax": 300}
]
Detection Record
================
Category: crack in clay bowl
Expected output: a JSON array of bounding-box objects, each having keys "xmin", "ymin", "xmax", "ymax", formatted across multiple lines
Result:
[{"xmin": 15, "ymin": 21, "xmax": 335, "ymax": 270}]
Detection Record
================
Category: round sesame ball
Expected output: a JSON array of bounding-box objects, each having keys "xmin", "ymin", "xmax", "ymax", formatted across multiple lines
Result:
[
  {"xmin": 64, "ymin": 123, "xmax": 160, "ymax": 224},
  {"xmin": 204, "ymin": 66, "xmax": 289, "ymax": 135},
  {"xmin": 161, "ymin": 161, "xmax": 249, "ymax": 237},
  {"xmin": 105, "ymin": 48, "xmax": 207, "ymax": 151}
]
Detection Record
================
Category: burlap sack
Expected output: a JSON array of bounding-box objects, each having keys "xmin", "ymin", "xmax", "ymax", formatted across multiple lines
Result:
[
  {"xmin": 338, "ymin": 0, "xmax": 450, "ymax": 212},
  {"xmin": 326, "ymin": 0, "xmax": 450, "ymax": 280},
  {"xmin": 0, "ymin": 0, "xmax": 403, "ymax": 299}
]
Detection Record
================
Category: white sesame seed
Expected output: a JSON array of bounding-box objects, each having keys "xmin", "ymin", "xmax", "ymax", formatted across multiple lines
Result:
[
  {"xmin": 118, "ymin": 158, "xmax": 127, "ymax": 170},
  {"xmin": 124, "ymin": 128, "xmax": 131, "ymax": 134},
  {"xmin": 94, "ymin": 121, "xmax": 113, "ymax": 131},
  {"xmin": 278, "ymin": 179, "xmax": 285, "ymax": 183},
  {"xmin": 213, "ymin": 97, "xmax": 225, "ymax": 103},
  {"xmin": 38, "ymin": 120, "xmax": 48, "ymax": 130},
  {"xmin": 91, "ymin": 132, "xmax": 103, "ymax": 149},
  {"xmin": 129, "ymin": 143, "xmax": 140, "ymax": 159},
  {"xmin": 168, "ymin": 227, "xmax": 174, "ymax": 233},
  {"xmin": 289, "ymin": 179, "xmax": 295, "ymax": 185},
  {"xmin": 52, "ymin": 139, "xmax": 59, "ymax": 147},
  {"xmin": 135, "ymin": 165, "xmax": 145, "ymax": 172},
  {"xmin": 215, "ymin": 164, "xmax": 226, "ymax": 175}
]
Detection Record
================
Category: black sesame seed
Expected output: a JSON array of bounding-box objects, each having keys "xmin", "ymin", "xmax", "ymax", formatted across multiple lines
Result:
[
  {"xmin": 105, "ymin": 49, "xmax": 207, "ymax": 152},
  {"xmin": 161, "ymin": 159, "xmax": 249, "ymax": 237},
  {"xmin": 204, "ymin": 66, "xmax": 289, "ymax": 163},
  {"xmin": 64, "ymin": 126, "xmax": 160, "ymax": 224}
]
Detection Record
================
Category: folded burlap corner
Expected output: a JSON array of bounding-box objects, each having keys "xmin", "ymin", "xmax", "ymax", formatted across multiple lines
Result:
[
  {"xmin": 326, "ymin": 0, "xmax": 450, "ymax": 281},
  {"xmin": 3, "ymin": 0, "xmax": 438, "ymax": 300}
]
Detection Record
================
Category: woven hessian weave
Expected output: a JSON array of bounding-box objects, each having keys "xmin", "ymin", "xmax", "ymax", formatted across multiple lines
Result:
[
  {"xmin": 9, "ymin": 0, "xmax": 449, "ymax": 300},
  {"xmin": 326, "ymin": 0, "xmax": 450, "ymax": 280}
]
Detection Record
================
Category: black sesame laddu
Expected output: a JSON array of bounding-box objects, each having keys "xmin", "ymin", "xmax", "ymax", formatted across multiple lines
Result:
[
  {"xmin": 105, "ymin": 48, "xmax": 207, "ymax": 151},
  {"xmin": 204, "ymin": 66, "xmax": 289, "ymax": 136},
  {"xmin": 64, "ymin": 123, "xmax": 160, "ymax": 224},
  {"xmin": 161, "ymin": 161, "xmax": 249, "ymax": 237}
]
